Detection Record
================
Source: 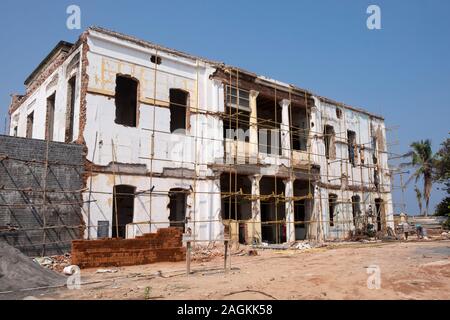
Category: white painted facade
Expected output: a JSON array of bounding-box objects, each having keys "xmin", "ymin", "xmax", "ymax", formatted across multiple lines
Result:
[{"xmin": 9, "ymin": 27, "xmax": 394, "ymax": 243}]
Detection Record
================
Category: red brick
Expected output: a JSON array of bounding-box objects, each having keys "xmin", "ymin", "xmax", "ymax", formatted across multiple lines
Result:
[{"xmin": 71, "ymin": 228, "xmax": 185, "ymax": 268}]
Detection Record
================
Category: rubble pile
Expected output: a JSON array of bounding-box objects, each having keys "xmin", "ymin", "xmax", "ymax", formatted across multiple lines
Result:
[
  {"xmin": 191, "ymin": 246, "xmax": 224, "ymax": 262},
  {"xmin": 33, "ymin": 254, "xmax": 71, "ymax": 273},
  {"xmin": 291, "ymin": 242, "xmax": 313, "ymax": 250},
  {"xmin": 0, "ymin": 240, "xmax": 66, "ymax": 292}
]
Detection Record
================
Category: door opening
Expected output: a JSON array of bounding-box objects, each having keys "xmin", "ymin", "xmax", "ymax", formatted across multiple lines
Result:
[
  {"xmin": 375, "ymin": 198, "xmax": 383, "ymax": 232},
  {"xmin": 168, "ymin": 188, "xmax": 188, "ymax": 232},
  {"xmin": 112, "ymin": 185, "xmax": 136, "ymax": 238}
]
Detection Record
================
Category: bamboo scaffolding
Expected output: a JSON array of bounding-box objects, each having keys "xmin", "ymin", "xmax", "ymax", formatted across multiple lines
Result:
[{"xmin": 0, "ymin": 63, "xmax": 407, "ymax": 253}]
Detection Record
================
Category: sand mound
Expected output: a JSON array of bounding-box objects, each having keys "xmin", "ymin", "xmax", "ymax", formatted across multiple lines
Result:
[{"xmin": 0, "ymin": 240, "xmax": 66, "ymax": 293}]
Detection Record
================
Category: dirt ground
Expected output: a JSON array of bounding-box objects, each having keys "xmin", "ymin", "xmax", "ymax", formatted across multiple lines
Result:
[{"xmin": 6, "ymin": 240, "xmax": 450, "ymax": 300}]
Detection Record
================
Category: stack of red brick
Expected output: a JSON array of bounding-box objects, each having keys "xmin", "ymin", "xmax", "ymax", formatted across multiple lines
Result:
[{"xmin": 71, "ymin": 228, "xmax": 186, "ymax": 268}]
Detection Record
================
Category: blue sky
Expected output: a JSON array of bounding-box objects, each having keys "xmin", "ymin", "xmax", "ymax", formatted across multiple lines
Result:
[{"xmin": 0, "ymin": 0, "xmax": 449, "ymax": 214}]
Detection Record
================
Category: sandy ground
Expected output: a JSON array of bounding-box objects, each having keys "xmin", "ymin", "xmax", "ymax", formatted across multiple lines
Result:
[{"xmin": 5, "ymin": 240, "xmax": 450, "ymax": 300}]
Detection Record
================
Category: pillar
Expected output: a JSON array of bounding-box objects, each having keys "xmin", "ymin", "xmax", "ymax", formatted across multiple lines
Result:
[
  {"xmin": 308, "ymin": 183, "xmax": 324, "ymax": 242},
  {"xmin": 248, "ymin": 174, "xmax": 262, "ymax": 243},
  {"xmin": 279, "ymin": 99, "xmax": 291, "ymax": 160},
  {"xmin": 249, "ymin": 90, "xmax": 259, "ymax": 164},
  {"xmin": 283, "ymin": 177, "xmax": 295, "ymax": 243},
  {"xmin": 309, "ymin": 101, "xmax": 319, "ymax": 163}
]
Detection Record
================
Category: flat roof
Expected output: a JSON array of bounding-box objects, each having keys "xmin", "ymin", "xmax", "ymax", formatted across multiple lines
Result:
[
  {"xmin": 88, "ymin": 26, "xmax": 384, "ymax": 120},
  {"xmin": 19, "ymin": 26, "xmax": 384, "ymax": 120}
]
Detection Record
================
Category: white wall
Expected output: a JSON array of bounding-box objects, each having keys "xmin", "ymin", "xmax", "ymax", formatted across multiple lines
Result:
[
  {"xmin": 9, "ymin": 28, "xmax": 394, "ymax": 242},
  {"xmin": 82, "ymin": 31, "xmax": 225, "ymax": 240},
  {"xmin": 311, "ymin": 97, "xmax": 394, "ymax": 239},
  {"xmin": 10, "ymin": 48, "xmax": 83, "ymax": 142}
]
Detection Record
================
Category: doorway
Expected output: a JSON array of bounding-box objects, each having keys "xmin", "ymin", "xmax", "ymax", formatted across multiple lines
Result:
[
  {"xmin": 259, "ymin": 176, "xmax": 285, "ymax": 244},
  {"xmin": 112, "ymin": 185, "xmax": 136, "ymax": 238},
  {"xmin": 351, "ymin": 195, "xmax": 361, "ymax": 228},
  {"xmin": 375, "ymin": 198, "xmax": 384, "ymax": 232},
  {"xmin": 168, "ymin": 188, "xmax": 188, "ymax": 232}
]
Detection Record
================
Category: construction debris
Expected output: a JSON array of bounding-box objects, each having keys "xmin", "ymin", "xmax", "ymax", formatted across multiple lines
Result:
[
  {"xmin": 33, "ymin": 253, "xmax": 71, "ymax": 273},
  {"xmin": 251, "ymin": 241, "xmax": 319, "ymax": 251},
  {"xmin": 96, "ymin": 269, "xmax": 119, "ymax": 274},
  {"xmin": 63, "ymin": 265, "xmax": 80, "ymax": 276},
  {"xmin": 0, "ymin": 240, "xmax": 66, "ymax": 293},
  {"xmin": 288, "ymin": 242, "xmax": 313, "ymax": 250},
  {"xmin": 191, "ymin": 246, "xmax": 224, "ymax": 262}
]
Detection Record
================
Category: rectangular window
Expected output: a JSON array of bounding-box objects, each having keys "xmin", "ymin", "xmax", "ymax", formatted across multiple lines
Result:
[
  {"xmin": 65, "ymin": 76, "xmax": 76, "ymax": 142},
  {"xmin": 324, "ymin": 125, "xmax": 335, "ymax": 159},
  {"xmin": 169, "ymin": 89, "xmax": 189, "ymax": 133},
  {"xmin": 115, "ymin": 75, "xmax": 138, "ymax": 127},
  {"xmin": 328, "ymin": 194, "xmax": 338, "ymax": 227},
  {"xmin": 351, "ymin": 195, "xmax": 361, "ymax": 227},
  {"xmin": 26, "ymin": 112, "xmax": 34, "ymax": 138},
  {"xmin": 372, "ymin": 136, "xmax": 378, "ymax": 164},
  {"xmin": 224, "ymin": 86, "xmax": 250, "ymax": 142},
  {"xmin": 13, "ymin": 126, "xmax": 18, "ymax": 137},
  {"xmin": 226, "ymin": 85, "xmax": 250, "ymax": 109},
  {"xmin": 347, "ymin": 130, "xmax": 356, "ymax": 166},
  {"xmin": 257, "ymin": 95, "xmax": 282, "ymax": 156},
  {"xmin": 223, "ymin": 106, "xmax": 250, "ymax": 142},
  {"xmin": 46, "ymin": 93, "xmax": 56, "ymax": 141},
  {"xmin": 290, "ymin": 107, "xmax": 309, "ymax": 152}
]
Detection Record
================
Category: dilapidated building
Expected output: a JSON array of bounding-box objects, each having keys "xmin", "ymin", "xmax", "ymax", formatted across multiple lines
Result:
[{"xmin": 6, "ymin": 27, "xmax": 394, "ymax": 247}]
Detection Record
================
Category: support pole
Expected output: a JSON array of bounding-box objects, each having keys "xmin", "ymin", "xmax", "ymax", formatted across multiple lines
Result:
[
  {"xmin": 224, "ymin": 240, "xmax": 229, "ymax": 273},
  {"xmin": 186, "ymin": 240, "xmax": 191, "ymax": 276}
]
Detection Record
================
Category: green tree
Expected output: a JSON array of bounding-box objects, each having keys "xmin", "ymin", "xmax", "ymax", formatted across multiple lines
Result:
[
  {"xmin": 435, "ymin": 197, "xmax": 450, "ymax": 216},
  {"xmin": 402, "ymin": 139, "xmax": 434, "ymax": 216},
  {"xmin": 433, "ymin": 137, "xmax": 450, "ymax": 228},
  {"xmin": 433, "ymin": 137, "xmax": 450, "ymax": 193},
  {"xmin": 414, "ymin": 185, "xmax": 423, "ymax": 216}
]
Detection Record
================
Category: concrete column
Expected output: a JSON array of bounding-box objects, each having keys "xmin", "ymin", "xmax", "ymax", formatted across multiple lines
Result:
[
  {"xmin": 212, "ymin": 79, "xmax": 224, "ymax": 113},
  {"xmin": 283, "ymin": 177, "xmax": 295, "ymax": 243},
  {"xmin": 279, "ymin": 99, "xmax": 291, "ymax": 160},
  {"xmin": 308, "ymin": 183, "xmax": 324, "ymax": 242},
  {"xmin": 249, "ymin": 90, "xmax": 259, "ymax": 164},
  {"xmin": 248, "ymin": 174, "xmax": 262, "ymax": 244},
  {"xmin": 311, "ymin": 97, "xmax": 321, "ymax": 164}
]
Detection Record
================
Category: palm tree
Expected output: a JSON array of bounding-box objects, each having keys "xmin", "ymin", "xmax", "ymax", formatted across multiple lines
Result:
[
  {"xmin": 414, "ymin": 185, "xmax": 423, "ymax": 215},
  {"xmin": 403, "ymin": 140, "xmax": 434, "ymax": 216}
]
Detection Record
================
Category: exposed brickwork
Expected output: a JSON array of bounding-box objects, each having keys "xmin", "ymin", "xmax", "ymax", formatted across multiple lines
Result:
[
  {"xmin": 71, "ymin": 228, "xmax": 186, "ymax": 268},
  {"xmin": 77, "ymin": 33, "xmax": 89, "ymax": 145}
]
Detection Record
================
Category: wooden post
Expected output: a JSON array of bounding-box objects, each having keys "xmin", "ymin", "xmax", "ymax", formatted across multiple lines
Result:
[
  {"xmin": 186, "ymin": 241, "xmax": 191, "ymax": 276},
  {"xmin": 224, "ymin": 240, "xmax": 229, "ymax": 273}
]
